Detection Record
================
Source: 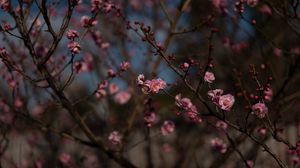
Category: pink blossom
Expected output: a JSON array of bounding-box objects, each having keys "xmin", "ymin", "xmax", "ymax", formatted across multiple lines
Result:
[
  {"xmin": 14, "ymin": 97, "xmax": 23, "ymax": 108},
  {"xmin": 247, "ymin": 0, "xmax": 258, "ymax": 7},
  {"xmin": 259, "ymin": 5, "xmax": 272, "ymax": 16},
  {"xmin": 0, "ymin": 0, "xmax": 10, "ymax": 11},
  {"xmin": 211, "ymin": 0, "xmax": 227, "ymax": 13},
  {"xmin": 211, "ymin": 137, "xmax": 227, "ymax": 154},
  {"xmin": 264, "ymin": 87, "xmax": 273, "ymax": 102},
  {"xmin": 216, "ymin": 121, "xmax": 228, "ymax": 130},
  {"xmin": 66, "ymin": 29, "xmax": 79, "ymax": 40},
  {"xmin": 161, "ymin": 120, "xmax": 175, "ymax": 136},
  {"xmin": 204, "ymin": 71, "xmax": 215, "ymax": 83},
  {"xmin": 144, "ymin": 112, "xmax": 156, "ymax": 127},
  {"xmin": 120, "ymin": 61, "xmax": 131, "ymax": 71},
  {"xmin": 273, "ymin": 47, "xmax": 282, "ymax": 57},
  {"xmin": 175, "ymin": 94, "xmax": 196, "ymax": 112},
  {"xmin": 73, "ymin": 61, "xmax": 88, "ymax": 73},
  {"xmin": 67, "ymin": 41, "xmax": 81, "ymax": 54},
  {"xmin": 218, "ymin": 94, "xmax": 235, "ymax": 111},
  {"xmin": 208, "ymin": 89, "xmax": 224, "ymax": 102},
  {"xmin": 80, "ymin": 16, "xmax": 97, "ymax": 27},
  {"xmin": 137, "ymin": 75, "xmax": 166, "ymax": 94},
  {"xmin": 107, "ymin": 68, "xmax": 116, "ymax": 77},
  {"xmin": 252, "ymin": 103, "xmax": 268, "ymax": 118},
  {"xmin": 257, "ymin": 127, "xmax": 266, "ymax": 136},
  {"xmin": 91, "ymin": 0, "xmax": 102, "ymax": 12},
  {"xmin": 109, "ymin": 83, "xmax": 119, "ymax": 95},
  {"xmin": 108, "ymin": 131, "xmax": 122, "ymax": 145},
  {"xmin": 114, "ymin": 91, "xmax": 131, "ymax": 104},
  {"xmin": 59, "ymin": 153, "xmax": 71, "ymax": 165}
]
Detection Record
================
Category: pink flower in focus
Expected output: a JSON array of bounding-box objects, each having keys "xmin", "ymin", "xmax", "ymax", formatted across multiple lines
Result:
[
  {"xmin": 66, "ymin": 29, "xmax": 79, "ymax": 40},
  {"xmin": 67, "ymin": 41, "xmax": 81, "ymax": 54},
  {"xmin": 175, "ymin": 94, "xmax": 194, "ymax": 112},
  {"xmin": 218, "ymin": 94, "xmax": 235, "ymax": 111},
  {"xmin": 204, "ymin": 71, "xmax": 215, "ymax": 83},
  {"xmin": 208, "ymin": 89, "xmax": 224, "ymax": 102},
  {"xmin": 59, "ymin": 153, "xmax": 71, "ymax": 165},
  {"xmin": 161, "ymin": 120, "xmax": 175, "ymax": 136},
  {"xmin": 114, "ymin": 91, "xmax": 131, "ymax": 104},
  {"xmin": 211, "ymin": 137, "xmax": 227, "ymax": 154},
  {"xmin": 137, "ymin": 75, "xmax": 166, "ymax": 94},
  {"xmin": 252, "ymin": 103, "xmax": 268, "ymax": 118},
  {"xmin": 108, "ymin": 131, "xmax": 122, "ymax": 145}
]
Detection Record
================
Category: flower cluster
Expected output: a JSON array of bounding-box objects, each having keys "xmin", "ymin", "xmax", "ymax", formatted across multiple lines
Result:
[
  {"xmin": 251, "ymin": 102, "xmax": 268, "ymax": 119},
  {"xmin": 66, "ymin": 29, "xmax": 80, "ymax": 54},
  {"xmin": 80, "ymin": 16, "xmax": 98, "ymax": 28},
  {"xmin": 108, "ymin": 131, "xmax": 122, "ymax": 145},
  {"xmin": 137, "ymin": 74, "xmax": 166, "ymax": 94},
  {"xmin": 208, "ymin": 89, "xmax": 235, "ymax": 111},
  {"xmin": 161, "ymin": 120, "xmax": 175, "ymax": 136},
  {"xmin": 175, "ymin": 94, "xmax": 202, "ymax": 123},
  {"xmin": 210, "ymin": 137, "xmax": 227, "ymax": 154},
  {"xmin": 95, "ymin": 80, "xmax": 108, "ymax": 99},
  {"xmin": 0, "ymin": 0, "xmax": 10, "ymax": 12},
  {"xmin": 204, "ymin": 71, "xmax": 215, "ymax": 83}
]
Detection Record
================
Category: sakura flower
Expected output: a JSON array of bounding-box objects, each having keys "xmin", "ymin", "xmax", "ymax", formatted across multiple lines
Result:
[
  {"xmin": 107, "ymin": 68, "xmax": 116, "ymax": 78},
  {"xmin": 208, "ymin": 89, "xmax": 224, "ymax": 102},
  {"xmin": 252, "ymin": 103, "xmax": 268, "ymax": 118},
  {"xmin": 137, "ymin": 75, "xmax": 166, "ymax": 94},
  {"xmin": 73, "ymin": 61, "xmax": 88, "ymax": 73},
  {"xmin": 175, "ymin": 94, "xmax": 195, "ymax": 112},
  {"xmin": 66, "ymin": 29, "xmax": 79, "ymax": 40},
  {"xmin": 204, "ymin": 71, "xmax": 215, "ymax": 83},
  {"xmin": 59, "ymin": 153, "xmax": 71, "ymax": 165},
  {"xmin": 120, "ymin": 61, "xmax": 131, "ymax": 71},
  {"xmin": 109, "ymin": 83, "xmax": 119, "ymax": 95},
  {"xmin": 67, "ymin": 41, "xmax": 81, "ymax": 54},
  {"xmin": 247, "ymin": 0, "xmax": 258, "ymax": 7},
  {"xmin": 91, "ymin": 0, "xmax": 102, "ymax": 12},
  {"xmin": 264, "ymin": 87, "xmax": 273, "ymax": 102},
  {"xmin": 216, "ymin": 121, "xmax": 228, "ymax": 130},
  {"xmin": 144, "ymin": 111, "xmax": 156, "ymax": 127},
  {"xmin": 218, "ymin": 94, "xmax": 235, "ymax": 111},
  {"xmin": 0, "ymin": 0, "xmax": 10, "ymax": 11},
  {"xmin": 114, "ymin": 91, "xmax": 131, "ymax": 104},
  {"xmin": 211, "ymin": 137, "xmax": 227, "ymax": 154},
  {"xmin": 161, "ymin": 120, "xmax": 175, "ymax": 136},
  {"xmin": 80, "ymin": 16, "xmax": 97, "ymax": 27},
  {"xmin": 108, "ymin": 131, "xmax": 122, "ymax": 145}
]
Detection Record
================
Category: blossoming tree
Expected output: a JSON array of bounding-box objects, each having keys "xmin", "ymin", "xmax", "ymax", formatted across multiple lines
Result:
[{"xmin": 0, "ymin": 0, "xmax": 299, "ymax": 167}]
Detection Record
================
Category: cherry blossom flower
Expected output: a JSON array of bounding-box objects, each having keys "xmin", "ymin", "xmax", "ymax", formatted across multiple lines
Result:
[
  {"xmin": 109, "ymin": 83, "xmax": 119, "ymax": 95},
  {"xmin": 0, "ymin": 0, "xmax": 10, "ymax": 11},
  {"xmin": 66, "ymin": 29, "xmax": 79, "ymax": 40},
  {"xmin": 91, "ymin": 0, "xmax": 102, "ymax": 12},
  {"xmin": 252, "ymin": 103, "xmax": 268, "ymax": 118},
  {"xmin": 67, "ymin": 41, "xmax": 81, "ymax": 54},
  {"xmin": 218, "ymin": 94, "xmax": 235, "ymax": 111},
  {"xmin": 144, "ymin": 111, "xmax": 157, "ymax": 127},
  {"xmin": 211, "ymin": 137, "xmax": 227, "ymax": 154},
  {"xmin": 161, "ymin": 120, "xmax": 175, "ymax": 136},
  {"xmin": 216, "ymin": 121, "xmax": 228, "ymax": 130},
  {"xmin": 264, "ymin": 87, "xmax": 273, "ymax": 102},
  {"xmin": 259, "ymin": 5, "xmax": 272, "ymax": 16},
  {"xmin": 204, "ymin": 71, "xmax": 215, "ymax": 83},
  {"xmin": 137, "ymin": 74, "xmax": 166, "ymax": 94},
  {"xmin": 59, "ymin": 153, "xmax": 71, "ymax": 165},
  {"xmin": 208, "ymin": 89, "xmax": 224, "ymax": 103},
  {"xmin": 120, "ymin": 61, "xmax": 131, "ymax": 71},
  {"xmin": 80, "ymin": 16, "xmax": 97, "ymax": 27},
  {"xmin": 114, "ymin": 91, "xmax": 131, "ymax": 104},
  {"xmin": 108, "ymin": 131, "xmax": 122, "ymax": 145},
  {"xmin": 247, "ymin": 0, "xmax": 258, "ymax": 7}
]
